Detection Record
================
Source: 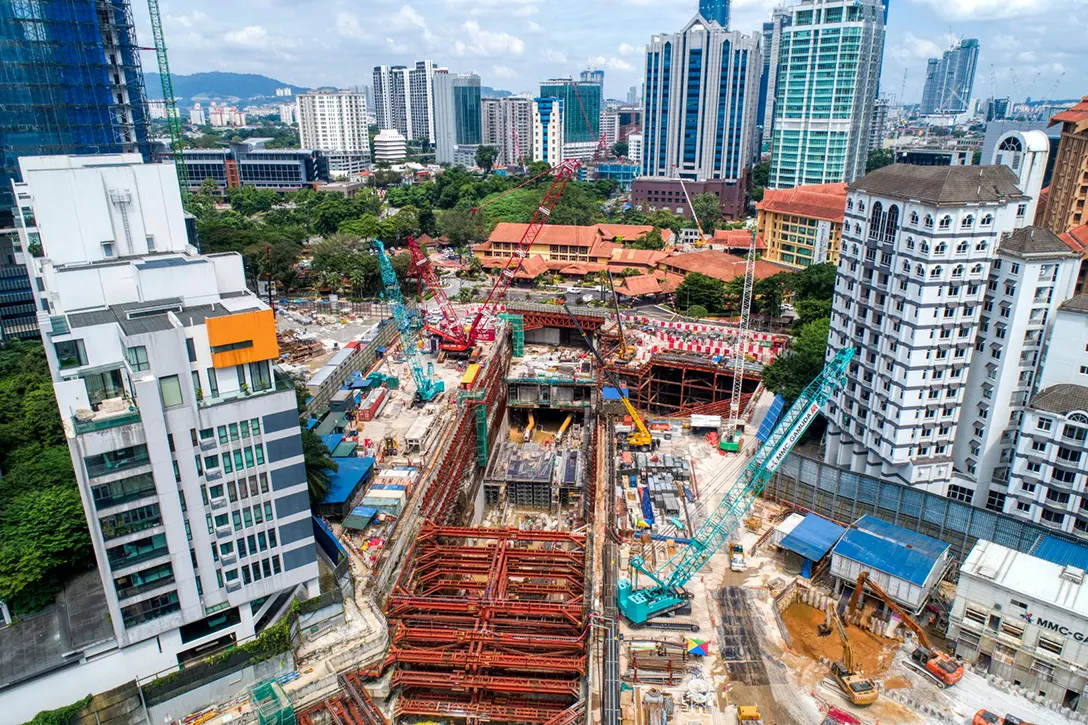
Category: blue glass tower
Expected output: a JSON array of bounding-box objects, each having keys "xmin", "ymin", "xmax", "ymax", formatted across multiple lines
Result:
[
  {"xmin": 0, "ymin": 0, "xmax": 151, "ymax": 226},
  {"xmin": 699, "ymin": 0, "xmax": 729, "ymax": 27}
]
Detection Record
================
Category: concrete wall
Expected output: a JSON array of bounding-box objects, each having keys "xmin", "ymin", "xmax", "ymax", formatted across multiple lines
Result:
[{"xmin": 147, "ymin": 653, "xmax": 294, "ymax": 725}]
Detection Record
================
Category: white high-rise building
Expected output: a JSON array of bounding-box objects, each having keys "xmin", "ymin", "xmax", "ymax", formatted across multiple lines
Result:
[
  {"xmin": 408, "ymin": 60, "xmax": 437, "ymax": 142},
  {"xmin": 482, "ymin": 98, "xmax": 533, "ymax": 167},
  {"xmin": 12, "ymin": 154, "xmax": 318, "ymax": 677},
  {"xmin": 278, "ymin": 103, "xmax": 296, "ymax": 126},
  {"xmin": 627, "ymin": 133, "xmax": 644, "ymax": 167},
  {"xmin": 824, "ymin": 164, "xmax": 1031, "ymax": 494},
  {"xmin": 189, "ymin": 103, "xmax": 206, "ymax": 126},
  {"xmin": 433, "ymin": 71, "xmax": 482, "ymax": 166},
  {"xmin": 642, "ymin": 17, "xmax": 761, "ymax": 182},
  {"xmin": 768, "ymin": 0, "xmax": 885, "ymax": 188},
  {"xmin": 296, "ymin": 91, "xmax": 372, "ymax": 176},
  {"xmin": 373, "ymin": 65, "xmax": 411, "ymax": 139},
  {"xmin": 373, "ymin": 129, "xmax": 407, "ymax": 163},
  {"xmin": 532, "ymin": 98, "xmax": 565, "ymax": 166}
]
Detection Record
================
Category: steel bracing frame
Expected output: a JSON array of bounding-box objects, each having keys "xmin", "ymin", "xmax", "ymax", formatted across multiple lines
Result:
[
  {"xmin": 612, "ymin": 355, "xmax": 761, "ymax": 417},
  {"xmin": 386, "ymin": 525, "xmax": 589, "ymax": 724}
]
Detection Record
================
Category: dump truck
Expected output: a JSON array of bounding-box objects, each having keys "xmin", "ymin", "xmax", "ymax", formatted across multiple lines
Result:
[{"xmin": 730, "ymin": 543, "xmax": 746, "ymax": 572}]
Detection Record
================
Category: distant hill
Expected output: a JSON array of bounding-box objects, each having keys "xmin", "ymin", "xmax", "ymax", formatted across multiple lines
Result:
[
  {"xmin": 145, "ymin": 72, "xmax": 308, "ymax": 104},
  {"xmin": 482, "ymin": 86, "xmax": 513, "ymax": 99}
]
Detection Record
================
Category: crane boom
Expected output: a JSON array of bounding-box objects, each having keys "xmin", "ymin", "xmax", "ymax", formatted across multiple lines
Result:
[
  {"xmin": 407, "ymin": 236, "xmax": 467, "ymax": 348},
  {"xmin": 606, "ymin": 270, "xmax": 631, "ymax": 360},
  {"xmin": 833, "ymin": 608, "xmax": 856, "ymax": 673},
  {"xmin": 147, "ymin": 0, "xmax": 190, "ymax": 208},
  {"xmin": 463, "ymin": 159, "xmax": 580, "ymax": 349},
  {"xmin": 564, "ymin": 304, "xmax": 652, "ymax": 447},
  {"xmin": 373, "ymin": 240, "xmax": 444, "ymax": 403},
  {"xmin": 848, "ymin": 571, "xmax": 932, "ymax": 650},
  {"xmin": 618, "ymin": 347, "xmax": 856, "ymax": 623}
]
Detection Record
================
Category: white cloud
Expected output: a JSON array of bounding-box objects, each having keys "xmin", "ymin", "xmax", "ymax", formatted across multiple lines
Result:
[
  {"xmin": 491, "ymin": 64, "xmax": 520, "ymax": 79},
  {"xmin": 888, "ymin": 32, "xmax": 945, "ymax": 63},
  {"xmin": 453, "ymin": 21, "xmax": 524, "ymax": 57},
  {"xmin": 390, "ymin": 5, "xmax": 429, "ymax": 31},
  {"xmin": 225, "ymin": 25, "xmax": 269, "ymax": 46},
  {"xmin": 587, "ymin": 55, "xmax": 634, "ymax": 72},
  {"xmin": 911, "ymin": 0, "xmax": 1052, "ymax": 20},
  {"xmin": 386, "ymin": 37, "xmax": 409, "ymax": 53},
  {"xmin": 617, "ymin": 42, "xmax": 640, "ymax": 57},
  {"xmin": 336, "ymin": 12, "xmax": 371, "ymax": 40},
  {"xmin": 541, "ymin": 48, "xmax": 569, "ymax": 65},
  {"xmin": 525, "ymin": 20, "xmax": 545, "ymax": 33}
]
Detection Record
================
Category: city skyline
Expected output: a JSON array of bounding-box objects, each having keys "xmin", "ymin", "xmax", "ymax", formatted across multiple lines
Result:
[{"xmin": 129, "ymin": 0, "xmax": 1079, "ymax": 105}]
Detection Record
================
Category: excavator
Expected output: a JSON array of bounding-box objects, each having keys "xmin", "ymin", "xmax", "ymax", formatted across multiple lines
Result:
[
  {"xmin": 565, "ymin": 304, "xmax": 654, "ymax": 448},
  {"xmin": 825, "ymin": 604, "xmax": 879, "ymax": 706},
  {"xmin": 848, "ymin": 571, "xmax": 964, "ymax": 688}
]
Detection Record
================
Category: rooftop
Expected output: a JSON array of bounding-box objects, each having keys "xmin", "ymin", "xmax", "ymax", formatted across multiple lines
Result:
[
  {"xmin": 1031, "ymin": 384, "xmax": 1088, "ymax": 415},
  {"xmin": 961, "ymin": 540, "xmax": 1088, "ymax": 621},
  {"xmin": 758, "ymin": 182, "xmax": 847, "ymax": 222},
  {"xmin": 1059, "ymin": 294, "xmax": 1088, "ymax": 315},
  {"xmin": 661, "ymin": 250, "xmax": 792, "ymax": 282},
  {"xmin": 832, "ymin": 514, "xmax": 949, "ymax": 586},
  {"xmin": 779, "ymin": 514, "xmax": 846, "ymax": 562},
  {"xmin": 1050, "ymin": 96, "xmax": 1088, "ymax": 131},
  {"xmin": 849, "ymin": 164, "xmax": 1028, "ymax": 206},
  {"xmin": 1031, "ymin": 535, "xmax": 1088, "ymax": 571},
  {"xmin": 321, "ymin": 456, "xmax": 376, "ymax": 505},
  {"xmin": 997, "ymin": 226, "xmax": 1080, "ymax": 258},
  {"xmin": 1059, "ymin": 223, "xmax": 1088, "ymax": 256},
  {"xmin": 67, "ymin": 298, "xmax": 259, "ymax": 336}
]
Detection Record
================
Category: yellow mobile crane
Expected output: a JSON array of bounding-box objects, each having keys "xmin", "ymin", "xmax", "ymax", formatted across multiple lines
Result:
[
  {"xmin": 565, "ymin": 304, "xmax": 653, "ymax": 448},
  {"xmin": 825, "ymin": 605, "xmax": 879, "ymax": 706},
  {"xmin": 606, "ymin": 270, "xmax": 634, "ymax": 363}
]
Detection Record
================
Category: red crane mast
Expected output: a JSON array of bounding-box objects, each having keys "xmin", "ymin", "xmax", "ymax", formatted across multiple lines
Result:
[{"xmin": 407, "ymin": 237, "xmax": 467, "ymax": 348}]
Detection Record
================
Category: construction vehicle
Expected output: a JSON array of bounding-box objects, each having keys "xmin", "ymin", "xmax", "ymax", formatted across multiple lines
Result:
[
  {"xmin": 737, "ymin": 705, "xmax": 762, "ymax": 722},
  {"xmin": 974, "ymin": 710, "xmax": 1030, "ymax": 725},
  {"xmin": 606, "ymin": 270, "xmax": 634, "ymax": 362},
  {"xmin": 817, "ymin": 605, "xmax": 834, "ymax": 636},
  {"xmin": 828, "ymin": 605, "xmax": 879, "ymax": 706},
  {"xmin": 617, "ymin": 347, "xmax": 856, "ymax": 624},
  {"xmin": 417, "ymin": 160, "xmax": 581, "ymax": 355},
  {"xmin": 373, "ymin": 240, "xmax": 444, "ymax": 405},
  {"xmin": 730, "ymin": 543, "xmax": 746, "ymax": 572},
  {"xmin": 847, "ymin": 571, "xmax": 964, "ymax": 688},
  {"xmin": 564, "ymin": 304, "xmax": 653, "ymax": 448}
]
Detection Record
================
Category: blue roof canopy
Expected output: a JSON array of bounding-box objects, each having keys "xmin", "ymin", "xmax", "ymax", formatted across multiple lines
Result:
[
  {"xmin": 320, "ymin": 456, "xmax": 376, "ymax": 505},
  {"xmin": 1032, "ymin": 535, "xmax": 1088, "ymax": 570},
  {"xmin": 780, "ymin": 514, "xmax": 845, "ymax": 562},
  {"xmin": 832, "ymin": 515, "xmax": 949, "ymax": 586},
  {"xmin": 320, "ymin": 434, "xmax": 345, "ymax": 452},
  {"xmin": 756, "ymin": 395, "xmax": 785, "ymax": 443}
]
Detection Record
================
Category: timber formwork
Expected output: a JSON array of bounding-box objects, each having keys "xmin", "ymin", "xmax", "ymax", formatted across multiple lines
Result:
[
  {"xmin": 612, "ymin": 354, "xmax": 761, "ymax": 416},
  {"xmin": 386, "ymin": 525, "xmax": 589, "ymax": 724}
]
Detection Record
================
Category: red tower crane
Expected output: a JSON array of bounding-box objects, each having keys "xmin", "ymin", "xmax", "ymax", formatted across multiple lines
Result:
[{"xmin": 407, "ymin": 236, "xmax": 468, "ymax": 349}]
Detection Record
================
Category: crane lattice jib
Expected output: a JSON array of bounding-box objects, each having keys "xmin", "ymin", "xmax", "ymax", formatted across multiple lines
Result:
[
  {"xmin": 373, "ymin": 240, "xmax": 444, "ymax": 402},
  {"xmin": 619, "ymin": 347, "xmax": 856, "ymax": 622},
  {"xmin": 407, "ymin": 236, "xmax": 466, "ymax": 347},
  {"xmin": 467, "ymin": 159, "xmax": 580, "ymax": 344},
  {"xmin": 147, "ymin": 0, "xmax": 190, "ymax": 208}
]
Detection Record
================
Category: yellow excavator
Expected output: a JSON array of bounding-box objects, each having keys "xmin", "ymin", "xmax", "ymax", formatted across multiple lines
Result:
[
  {"xmin": 823, "ymin": 605, "xmax": 879, "ymax": 706},
  {"xmin": 565, "ymin": 304, "xmax": 653, "ymax": 448}
]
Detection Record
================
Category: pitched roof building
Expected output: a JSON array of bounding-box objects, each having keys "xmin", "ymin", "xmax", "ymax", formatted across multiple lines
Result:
[
  {"xmin": 757, "ymin": 182, "xmax": 847, "ymax": 268},
  {"xmin": 1038, "ymin": 97, "xmax": 1088, "ymax": 237}
]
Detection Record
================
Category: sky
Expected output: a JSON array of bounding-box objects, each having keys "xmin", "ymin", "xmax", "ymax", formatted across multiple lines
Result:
[{"xmin": 130, "ymin": 0, "xmax": 1085, "ymax": 105}]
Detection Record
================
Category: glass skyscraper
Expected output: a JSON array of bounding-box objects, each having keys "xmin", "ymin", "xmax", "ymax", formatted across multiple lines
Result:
[
  {"xmin": 768, "ymin": 0, "xmax": 886, "ymax": 188},
  {"xmin": 433, "ymin": 71, "xmax": 481, "ymax": 165},
  {"xmin": 699, "ymin": 0, "xmax": 730, "ymax": 27},
  {"xmin": 539, "ymin": 80, "xmax": 601, "ymax": 145},
  {"xmin": 919, "ymin": 39, "xmax": 980, "ymax": 115}
]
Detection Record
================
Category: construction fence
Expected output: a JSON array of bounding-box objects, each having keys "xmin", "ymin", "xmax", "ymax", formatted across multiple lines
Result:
[{"xmin": 765, "ymin": 452, "xmax": 1083, "ymax": 563}]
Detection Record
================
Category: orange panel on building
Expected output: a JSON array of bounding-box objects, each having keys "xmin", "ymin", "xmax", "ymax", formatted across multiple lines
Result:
[{"xmin": 206, "ymin": 309, "xmax": 279, "ymax": 369}]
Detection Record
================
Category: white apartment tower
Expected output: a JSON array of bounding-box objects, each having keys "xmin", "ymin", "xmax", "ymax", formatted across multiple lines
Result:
[
  {"xmin": 296, "ymin": 90, "xmax": 372, "ymax": 177},
  {"xmin": 533, "ymin": 98, "xmax": 565, "ymax": 167},
  {"xmin": 824, "ymin": 164, "xmax": 1031, "ymax": 495},
  {"xmin": 373, "ymin": 61, "xmax": 436, "ymax": 142},
  {"xmin": 482, "ymin": 98, "xmax": 534, "ymax": 168},
  {"xmin": 408, "ymin": 60, "xmax": 437, "ymax": 143},
  {"xmin": 14, "ymin": 155, "xmax": 318, "ymax": 667}
]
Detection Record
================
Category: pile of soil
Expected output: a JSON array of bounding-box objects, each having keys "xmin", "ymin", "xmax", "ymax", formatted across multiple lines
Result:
[{"xmin": 781, "ymin": 601, "xmax": 897, "ymax": 676}]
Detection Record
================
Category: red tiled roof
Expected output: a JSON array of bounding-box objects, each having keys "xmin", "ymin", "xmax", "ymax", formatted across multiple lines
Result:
[
  {"xmin": 757, "ymin": 183, "xmax": 847, "ymax": 223},
  {"xmin": 615, "ymin": 274, "xmax": 664, "ymax": 297},
  {"xmin": 595, "ymin": 224, "xmax": 675, "ymax": 243},
  {"xmin": 1060, "ymin": 224, "xmax": 1088, "ymax": 255},
  {"xmin": 711, "ymin": 228, "xmax": 766, "ymax": 250},
  {"xmin": 513, "ymin": 255, "xmax": 550, "ymax": 279},
  {"xmin": 1050, "ymin": 97, "xmax": 1088, "ymax": 129},
  {"xmin": 660, "ymin": 250, "xmax": 793, "ymax": 282},
  {"xmin": 487, "ymin": 223, "xmax": 675, "ymax": 249},
  {"xmin": 588, "ymin": 239, "xmax": 620, "ymax": 259},
  {"xmin": 656, "ymin": 271, "xmax": 684, "ymax": 293},
  {"xmin": 609, "ymin": 248, "xmax": 668, "ymax": 268},
  {"xmin": 558, "ymin": 262, "xmax": 606, "ymax": 275}
]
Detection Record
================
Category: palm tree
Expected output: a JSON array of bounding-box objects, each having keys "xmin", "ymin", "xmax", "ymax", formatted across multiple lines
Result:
[{"xmin": 302, "ymin": 428, "xmax": 336, "ymax": 506}]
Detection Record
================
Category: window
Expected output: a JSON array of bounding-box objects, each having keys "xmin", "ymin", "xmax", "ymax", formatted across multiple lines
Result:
[
  {"xmin": 240, "ymin": 420, "xmax": 250, "ymax": 438},
  {"xmin": 1038, "ymin": 418, "xmax": 1054, "ymax": 431},
  {"xmin": 218, "ymin": 426, "xmax": 228, "ymax": 443},
  {"xmin": 252, "ymin": 418, "xmax": 261, "ymax": 435},
  {"xmin": 243, "ymin": 507, "xmax": 253, "ymax": 527},
  {"xmin": 964, "ymin": 606, "xmax": 987, "ymax": 625},
  {"xmin": 214, "ymin": 513, "xmax": 228, "ymax": 528},
  {"xmin": 255, "ymin": 445, "xmax": 265, "ymax": 465},
  {"xmin": 204, "ymin": 454, "xmax": 219, "ymax": 470},
  {"xmin": 259, "ymin": 473, "xmax": 269, "ymax": 493},
  {"xmin": 54, "ymin": 339, "xmax": 87, "ymax": 369},
  {"xmin": 223, "ymin": 454, "xmax": 233, "ymax": 474},
  {"xmin": 910, "ymin": 211, "xmax": 919, "ymax": 225},
  {"xmin": 939, "ymin": 215, "xmax": 952, "ymax": 230},
  {"xmin": 1038, "ymin": 636, "xmax": 1064, "ymax": 656},
  {"xmin": 244, "ymin": 447, "xmax": 255, "ymax": 468},
  {"xmin": 207, "ymin": 368, "xmax": 219, "ymax": 398},
  {"xmin": 961, "ymin": 215, "xmax": 974, "ymax": 228},
  {"xmin": 254, "ymin": 505, "xmax": 263, "ymax": 524},
  {"xmin": 229, "ymin": 423, "xmax": 239, "ymax": 440},
  {"xmin": 264, "ymin": 502, "xmax": 273, "ymax": 520},
  {"xmin": 238, "ymin": 537, "xmax": 247, "ymax": 557},
  {"xmin": 249, "ymin": 360, "xmax": 272, "ymax": 391},
  {"xmin": 257, "ymin": 531, "xmax": 267, "ymax": 549},
  {"xmin": 185, "ymin": 338, "xmax": 197, "ymax": 363},
  {"xmin": 1017, "ymin": 203, "xmax": 1027, "ymax": 218},
  {"xmin": 1000, "ymin": 621, "xmax": 1024, "ymax": 639},
  {"xmin": 101, "ymin": 241, "xmax": 115, "ymax": 258},
  {"xmin": 924, "ymin": 214, "xmax": 934, "ymax": 228},
  {"xmin": 948, "ymin": 485, "xmax": 973, "ymax": 503},
  {"xmin": 232, "ymin": 511, "xmax": 242, "ymax": 531},
  {"xmin": 233, "ymin": 450, "xmax": 244, "ymax": 470},
  {"xmin": 272, "ymin": 556, "xmax": 281, "ymax": 574},
  {"xmin": 159, "ymin": 375, "xmax": 183, "ymax": 407},
  {"xmin": 127, "ymin": 346, "xmax": 149, "ymax": 371}
]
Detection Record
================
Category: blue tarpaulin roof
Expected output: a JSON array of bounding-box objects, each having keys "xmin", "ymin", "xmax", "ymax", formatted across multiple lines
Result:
[
  {"xmin": 1031, "ymin": 535, "xmax": 1088, "ymax": 570},
  {"xmin": 602, "ymin": 386, "xmax": 630, "ymax": 400},
  {"xmin": 343, "ymin": 505, "xmax": 378, "ymax": 531},
  {"xmin": 321, "ymin": 434, "xmax": 345, "ymax": 452},
  {"xmin": 780, "ymin": 514, "xmax": 846, "ymax": 562},
  {"xmin": 320, "ymin": 456, "xmax": 376, "ymax": 505},
  {"xmin": 832, "ymin": 515, "xmax": 949, "ymax": 586},
  {"xmin": 756, "ymin": 395, "xmax": 786, "ymax": 442}
]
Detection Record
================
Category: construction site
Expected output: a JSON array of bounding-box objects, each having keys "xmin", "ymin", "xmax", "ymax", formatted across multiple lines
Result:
[{"xmin": 162, "ymin": 162, "xmax": 1081, "ymax": 725}]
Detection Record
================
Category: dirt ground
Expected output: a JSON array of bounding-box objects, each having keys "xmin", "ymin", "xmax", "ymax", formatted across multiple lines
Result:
[{"xmin": 781, "ymin": 601, "xmax": 898, "ymax": 677}]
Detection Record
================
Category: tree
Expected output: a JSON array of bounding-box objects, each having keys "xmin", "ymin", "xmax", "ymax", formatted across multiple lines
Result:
[
  {"xmin": 302, "ymin": 428, "xmax": 336, "ymax": 506},
  {"xmin": 760, "ymin": 317, "xmax": 831, "ymax": 403},
  {"xmin": 611, "ymin": 140, "xmax": 629, "ymax": 159},
  {"xmin": 690, "ymin": 193, "xmax": 723, "ymax": 228},
  {"xmin": 549, "ymin": 183, "xmax": 597, "ymax": 226},
  {"xmin": 458, "ymin": 286, "xmax": 476, "ymax": 303},
  {"xmin": 686, "ymin": 304, "xmax": 709, "ymax": 318},
  {"xmin": 439, "ymin": 208, "xmax": 486, "ymax": 246},
  {"xmin": 750, "ymin": 160, "xmax": 770, "ymax": 204},
  {"xmin": 369, "ymin": 169, "xmax": 403, "ymax": 188},
  {"xmin": 630, "ymin": 227, "xmax": 665, "ymax": 250},
  {"xmin": 792, "ymin": 262, "xmax": 836, "ymax": 302},
  {"xmin": 475, "ymin": 145, "xmax": 499, "ymax": 174},
  {"xmin": 675, "ymin": 272, "xmax": 726, "ymax": 313},
  {"xmin": 866, "ymin": 147, "xmax": 894, "ymax": 173},
  {"xmin": 338, "ymin": 214, "xmax": 383, "ymax": 240},
  {"xmin": 754, "ymin": 273, "xmax": 791, "ymax": 317}
]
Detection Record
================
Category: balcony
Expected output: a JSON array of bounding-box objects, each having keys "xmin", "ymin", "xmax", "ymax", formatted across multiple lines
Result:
[
  {"xmin": 221, "ymin": 552, "xmax": 237, "ymax": 566},
  {"xmin": 210, "ymin": 496, "xmax": 228, "ymax": 510},
  {"xmin": 198, "ymin": 369, "xmax": 296, "ymax": 409},
  {"xmin": 116, "ymin": 574, "xmax": 176, "ymax": 602},
  {"xmin": 73, "ymin": 406, "xmax": 141, "ymax": 435},
  {"xmin": 215, "ymin": 524, "xmax": 233, "ymax": 539},
  {"xmin": 225, "ymin": 580, "xmax": 242, "ymax": 593},
  {"xmin": 199, "ymin": 438, "xmax": 218, "ymax": 452},
  {"xmin": 205, "ymin": 468, "xmax": 223, "ymax": 482}
]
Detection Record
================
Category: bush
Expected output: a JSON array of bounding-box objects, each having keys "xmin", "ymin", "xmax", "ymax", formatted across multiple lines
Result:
[
  {"xmin": 22, "ymin": 695, "xmax": 91, "ymax": 725},
  {"xmin": 686, "ymin": 305, "xmax": 709, "ymax": 318}
]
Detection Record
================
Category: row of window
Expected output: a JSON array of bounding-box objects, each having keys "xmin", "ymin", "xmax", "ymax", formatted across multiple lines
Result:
[
  {"xmin": 207, "ymin": 501, "xmax": 275, "ymax": 534},
  {"xmin": 214, "ymin": 527, "xmax": 279, "ymax": 561},
  {"xmin": 221, "ymin": 555, "xmax": 282, "ymax": 588},
  {"xmin": 201, "ymin": 444, "xmax": 266, "ymax": 474}
]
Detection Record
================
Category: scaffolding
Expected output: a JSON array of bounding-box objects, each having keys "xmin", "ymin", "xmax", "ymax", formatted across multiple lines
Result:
[
  {"xmin": 499, "ymin": 313, "xmax": 525, "ymax": 357},
  {"xmin": 249, "ymin": 678, "xmax": 295, "ymax": 725},
  {"xmin": 0, "ymin": 0, "xmax": 152, "ymax": 213},
  {"xmin": 475, "ymin": 405, "xmax": 488, "ymax": 466}
]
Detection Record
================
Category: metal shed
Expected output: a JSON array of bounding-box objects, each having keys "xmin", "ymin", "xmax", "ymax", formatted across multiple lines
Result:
[
  {"xmin": 779, "ymin": 514, "xmax": 846, "ymax": 578},
  {"xmin": 830, "ymin": 514, "xmax": 950, "ymax": 616}
]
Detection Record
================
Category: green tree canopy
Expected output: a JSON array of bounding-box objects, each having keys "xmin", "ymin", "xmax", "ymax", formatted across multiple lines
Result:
[
  {"xmin": 761, "ymin": 317, "xmax": 830, "ymax": 403},
  {"xmin": 629, "ymin": 227, "xmax": 665, "ymax": 250},
  {"xmin": 439, "ymin": 208, "xmax": 486, "ymax": 246},
  {"xmin": 611, "ymin": 140, "xmax": 629, "ymax": 158},
  {"xmin": 691, "ymin": 193, "xmax": 723, "ymax": 228},
  {"xmin": 475, "ymin": 145, "xmax": 498, "ymax": 174},
  {"xmin": 675, "ymin": 272, "xmax": 726, "ymax": 313},
  {"xmin": 866, "ymin": 147, "xmax": 894, "ymax": 173}
]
